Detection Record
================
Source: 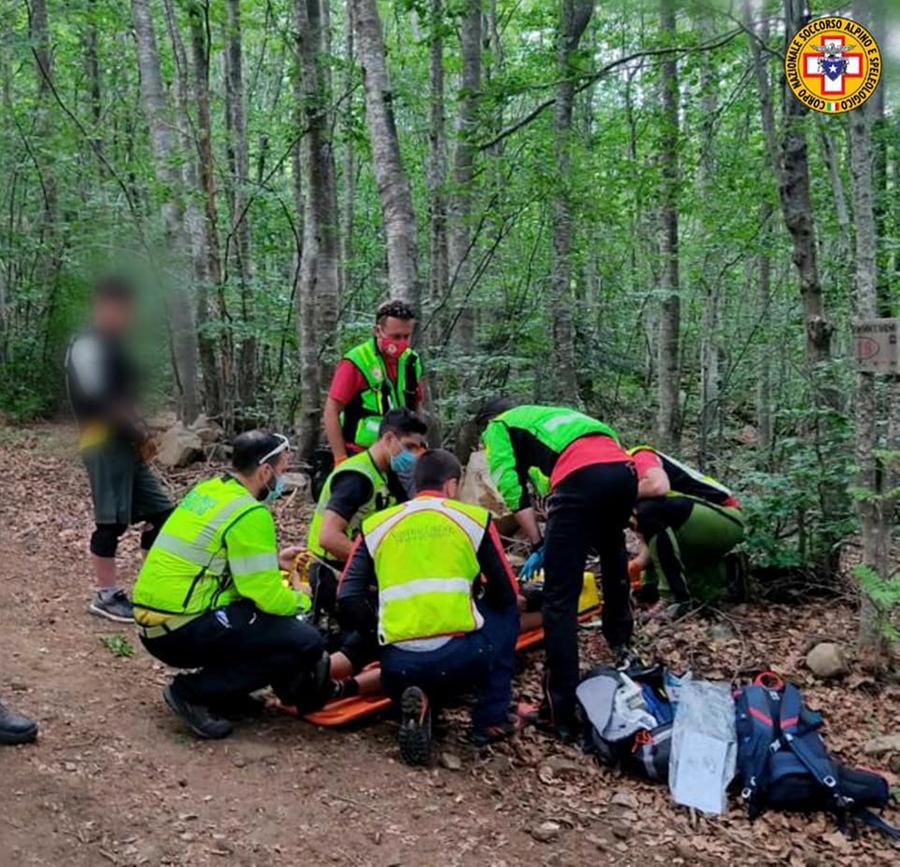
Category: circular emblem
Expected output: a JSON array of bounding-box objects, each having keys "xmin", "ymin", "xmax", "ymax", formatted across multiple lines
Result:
[{"xmin": 784, "ymin": 16, "xmax": 881, "ymax": 114}]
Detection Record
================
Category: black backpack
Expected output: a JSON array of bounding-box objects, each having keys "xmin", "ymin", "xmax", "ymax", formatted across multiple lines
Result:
[
  {"xmin": 735, "ymin": 673, "xmax": 899, "ymax": 840},
  {"xmin": 577, "ymin": 663, "xmax": 674, "ymax": 782}
]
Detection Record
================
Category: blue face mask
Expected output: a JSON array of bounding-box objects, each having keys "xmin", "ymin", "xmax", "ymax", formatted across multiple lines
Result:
[
  {"xmin": 390, "ymin": 448, "xmax": 417, "ymax": 476},
  {"xmin": 264, "ymin": 474, "xmax": 286, "ymax": 504}
]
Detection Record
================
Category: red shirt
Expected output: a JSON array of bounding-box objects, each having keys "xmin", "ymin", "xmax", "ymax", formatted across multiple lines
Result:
[
  {"xmin": 328, "ymin": 358, "xmax": 425, "ymax": 407},
  {"xmin": 550, "ymin": 435, "xmax": 631, "ymax": 489},
  {"xmin": 631, "ymin": 447, "xmax": 740, "ymax": 508},
  {"xmin": 631, "ymin": 448, "xmax": 662, "ymax": 481}
]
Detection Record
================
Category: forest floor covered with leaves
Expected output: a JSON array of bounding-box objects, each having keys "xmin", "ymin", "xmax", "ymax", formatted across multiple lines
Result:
[{"xmin": 1, "ymin": 423, "xmax": 898, "ymax": 866}]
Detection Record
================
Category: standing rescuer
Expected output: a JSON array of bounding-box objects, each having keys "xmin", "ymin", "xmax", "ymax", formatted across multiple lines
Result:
[
  {"xmin": 132, "ymin": 431, "xmax": 328, "ymax": 739},
  {"xmin": 476, "ymin": 400, "xmax": 637, "ymax": 740},
  {"xmin": 323, "ymin": 300, "xmax": 425, "ymax": 465},
  {"xmin": 64, "ymin": 276, "xmax": 174, "ymax": 623},
  {"xmin": 337, "ymin": 449, "xmax": 520, "ymax": 765},
  {"xmin": 628, "ymin": 446, "xmax": 746, "ymax": 618}
]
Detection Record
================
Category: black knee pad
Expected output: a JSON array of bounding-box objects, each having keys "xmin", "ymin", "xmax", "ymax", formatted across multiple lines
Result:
[
  {"xmin": 90, "ymin": 523, "xmax": 127, "ymax": 557},
  {"xmin": 140, "ymin": 509, "xmax": 173, "ymax": 550}
]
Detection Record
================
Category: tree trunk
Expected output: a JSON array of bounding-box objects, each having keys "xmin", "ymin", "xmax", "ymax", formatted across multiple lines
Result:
[
  {"xmin": 294, "ymin": 0, "xmax": 340, "ymax": 457},
  {"xmin": 351, "ymin": 0, "xmax": 420, "ymax": 309},
  {"xmin": 548, "ymin": 0, "xmax": 594, "ymax": 405},
  {"xmin": 342, "ymin": 0, "xmax": 356, "ymax": 298},
  {"xmin": 447, "ymin": 0, "xmax": 481, "ymax": 355},
  {"xmin": 131, "ymin": 0, "xmax": 201, "ymax": 423},
  {"xmin": 188, "ymin": 0, "xmax": 229, "ymax": 421},
  {"xmin": 656, "ymin": 0, "xmax": 680, "ymax": 447},
  {"xmin": 162, "ymin": 0, "xmax": 223, "ymax": 421},
  {"xmin": 226, "ymin": 0, "xmax": 257, "ymax": 409},
  {"xmin": 743, "ymin": 1, "xmax": 776, "ymax": 462},
  {"xmin": 781, "ymin": 0, "xmax": 832, "ymax": 368},
  {"xmin": 426, "ymin": 0, "xmax": 448, "ymax": 335},
  {"xmin": 30, "ymin": 0, "xmax": 61, "ymax": 351},
  {"xmin": 697, "ymin": 13, "xmax": 719, "ymax": 471},
  {"xmin": 849, "ymin": 0, "xmax": 888, "ymax": 663}
]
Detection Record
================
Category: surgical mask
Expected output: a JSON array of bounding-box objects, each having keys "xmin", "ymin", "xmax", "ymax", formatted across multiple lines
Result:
[
  {"xmin": 390, "ymin": 448, "xmax": 417, "ymax": 476},
  {"xmin": 378, "ymin": 336, "xmax": 410, "ymax": 359},
  {"xmin": 390, "ymin": 448, "xmax": 418, "ymax": 495},
  {"xmin": 262, "ymin": 473, "xmax": 286, "ymax": 504}
]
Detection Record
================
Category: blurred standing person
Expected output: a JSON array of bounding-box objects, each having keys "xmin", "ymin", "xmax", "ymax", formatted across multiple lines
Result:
[{"xmin": 64, "ymin": 277, "xmax": 173, "ymax": 622}]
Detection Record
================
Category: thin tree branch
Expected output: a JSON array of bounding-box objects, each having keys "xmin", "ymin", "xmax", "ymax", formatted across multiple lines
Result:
[{"xmin": 479, "ymin": 27, "xmax": 744, "ymax": 151}]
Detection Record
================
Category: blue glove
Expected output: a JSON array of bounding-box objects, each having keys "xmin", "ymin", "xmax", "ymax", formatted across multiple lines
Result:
[{"xmin": 519, "ymin": 546, "xmax": 545, "ymax": 581}]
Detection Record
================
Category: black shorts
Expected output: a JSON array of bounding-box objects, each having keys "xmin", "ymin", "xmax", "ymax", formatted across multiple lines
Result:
[{"xmin": 82, "ymin": 438, "xmax": 173, "ymax": 526}]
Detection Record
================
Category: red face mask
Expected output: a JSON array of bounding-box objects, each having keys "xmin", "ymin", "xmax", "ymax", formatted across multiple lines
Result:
[{"xmin": 378, "ymin": 336, "xmax": 410, "ymax": 358}]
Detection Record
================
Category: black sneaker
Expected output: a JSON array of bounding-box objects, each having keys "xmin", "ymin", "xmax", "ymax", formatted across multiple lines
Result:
[
  {"xmin": 0, "ymin": 701, "xmax": 38, "ymax": 745},
  {"xmin": 88, "ymin": 589, "xmax": 134, "ymax": 624},
  {"xmin": 207, "ymin": 693, "xmax": 267, "ymax": 721},
  {"xmin": 163, "ymin": 685, "xmax": 233, "ymax": 740},
  {"xmin": 398, "ymin": 686, "xmax": 432, "ymax": 766}
]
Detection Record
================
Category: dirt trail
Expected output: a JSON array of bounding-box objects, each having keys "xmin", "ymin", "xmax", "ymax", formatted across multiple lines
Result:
[{"xmin": 0, "ymin": 424, "xmax": 897, "ymax": 866}]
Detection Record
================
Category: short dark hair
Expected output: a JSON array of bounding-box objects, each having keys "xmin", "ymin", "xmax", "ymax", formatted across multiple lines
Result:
[
  {"xmin": 376, "ymin": 299, "xmax": 416, "ymax": 324},
  {"xmin": 232, "ymin": 430, "xmax": 289, "ymax": 473},
  {"xmin": 413, "ymin": 449, "xmax": 462, "ymax": 493},
  {"xmin": 474, "ymin": 396, "xmax": 518, "ymax": 429},
  {"xmin": 93, "ymin": 275, "xmax": 135, "ymax": 305},
  {"xmin": 379, "ymin": 407, "xmax": 427, "ymax": 439}
]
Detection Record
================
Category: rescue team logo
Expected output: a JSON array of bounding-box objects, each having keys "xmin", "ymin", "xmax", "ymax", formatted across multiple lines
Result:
[{"xmin": 785, "ymin": 16, "xmax": 881, "ymax": 114}]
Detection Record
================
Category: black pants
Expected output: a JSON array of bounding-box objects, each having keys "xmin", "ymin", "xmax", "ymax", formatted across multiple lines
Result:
[
  {"xmin": 141, "ymin": 601, "xmax": 325, "ymax": 705},
  {"xmin": 542, "ymin": 461, "xmax": 637, "ymax": 725}
]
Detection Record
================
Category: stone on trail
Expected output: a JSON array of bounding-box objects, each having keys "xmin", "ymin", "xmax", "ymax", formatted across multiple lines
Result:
[
  {"xmin": 157, "ymin": 423, "xmax": 204, "ymax": 468},
  {"xmin": 530, "ymin": 821, "xmax": 561, "ymax": 843},
  {"xmin": 805, "ymin": 642, "xmax": 849, "ymax": 679},
  {"xmin": 863, "ymin": 734, "xmax": 900, "ymax": 755},
  {"xmin": 440, "ymin": 751, "xmax": 462, "ymax": 771},
  {"xmin": 188, "ymin": 413, "xmax": 223, "ymax": 444}
]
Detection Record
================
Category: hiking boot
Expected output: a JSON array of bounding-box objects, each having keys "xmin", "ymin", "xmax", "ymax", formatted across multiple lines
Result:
[
  {"xmin": 0, "ymin": 700, "xmax": 38, "ymax": 745},
  {"xmin": 398, "ymin": 686, "xmax": 432, "ymax": 766},
  {"xmin": 207, "ymin": 693, "xmax": 267, "ymax": 721},
  {"xmin": 163, "ymin": 685, "xmax": 233, "ymax": 740},
  {"xmin": 639, "ymin": 601, "xmax": 691, "ymax": 625},
  {"xmin": 89, "ymin": 589, "xmax": 134, "ymax": 624}
]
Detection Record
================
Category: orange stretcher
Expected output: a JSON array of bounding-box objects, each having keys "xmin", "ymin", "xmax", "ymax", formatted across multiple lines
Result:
[{"xmin": 289, "ymin": 573, "xmax": 603, "ymax": 727}]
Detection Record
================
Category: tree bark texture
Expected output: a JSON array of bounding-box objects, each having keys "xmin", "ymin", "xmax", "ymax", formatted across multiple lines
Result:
[{"xmin": 351, "ymin": 0, "xmax": 420, "ymax": 309}]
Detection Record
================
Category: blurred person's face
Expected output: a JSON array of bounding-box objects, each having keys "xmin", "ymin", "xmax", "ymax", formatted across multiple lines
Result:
[{"xmin": 93, "ymin": 296, "xmax": 134, "ymax": 335}]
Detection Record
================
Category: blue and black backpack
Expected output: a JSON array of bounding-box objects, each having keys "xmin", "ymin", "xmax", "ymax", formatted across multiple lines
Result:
[{"xmin": 735, "ymin": 673, "xmax": 899, "ymax": 840}]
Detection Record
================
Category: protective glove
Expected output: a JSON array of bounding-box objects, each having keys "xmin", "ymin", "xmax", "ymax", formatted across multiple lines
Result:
[{"xmin": 518, "ymin": 546, "xmax": 545, "ymax": 581}]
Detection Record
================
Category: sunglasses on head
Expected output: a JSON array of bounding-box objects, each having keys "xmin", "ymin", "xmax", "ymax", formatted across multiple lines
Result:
[{"xmin": 258, "ymin": 433, "xmax": 290, "ymax": 465}]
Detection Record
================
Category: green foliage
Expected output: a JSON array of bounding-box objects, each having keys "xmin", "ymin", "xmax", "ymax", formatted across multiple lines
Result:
[
  {"xmin": 853, "ymin": 564, "xmax": 900, "ymax": 642},
  {"xmin": 100, "ymin": 634, "xmax": 135, "ymax": 659}
]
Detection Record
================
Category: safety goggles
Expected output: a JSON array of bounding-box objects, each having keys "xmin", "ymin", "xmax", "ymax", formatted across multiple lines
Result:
[{"xmin": 258, "ymin": 433, "xmax": 290, "ymax": 465}]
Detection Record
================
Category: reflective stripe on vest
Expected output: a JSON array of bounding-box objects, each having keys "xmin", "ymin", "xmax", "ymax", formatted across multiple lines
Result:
[
  {"xmin": 306, "ymin": 450, "xmax": 393, "ymax": 559},
  {"xmin": 154, "ymin": 490, "xmax": 258, "ymax": 572},
  {"xmin": 363, "ymin": 498, "xmax": 489, "ymax": 645}
]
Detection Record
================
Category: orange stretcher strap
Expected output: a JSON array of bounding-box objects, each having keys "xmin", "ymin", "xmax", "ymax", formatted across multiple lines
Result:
[{"xmin": 294, "ymin": 606, "xmax": 602, "ymax": 727}]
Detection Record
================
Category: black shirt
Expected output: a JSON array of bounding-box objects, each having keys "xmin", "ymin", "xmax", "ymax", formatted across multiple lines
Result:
[{"xmin": 65, "ymin": 328, "xmax": 142, "ymax": 439}]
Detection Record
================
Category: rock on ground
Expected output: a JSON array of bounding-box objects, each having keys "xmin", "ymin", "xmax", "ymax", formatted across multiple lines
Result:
[
  {"xmin": 806, "ymin": 642, "xmax": 849, "ymax": 679},
  {"xmin": 156, "ymin": 422, "xmax": 204, "ymax": 468}
]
